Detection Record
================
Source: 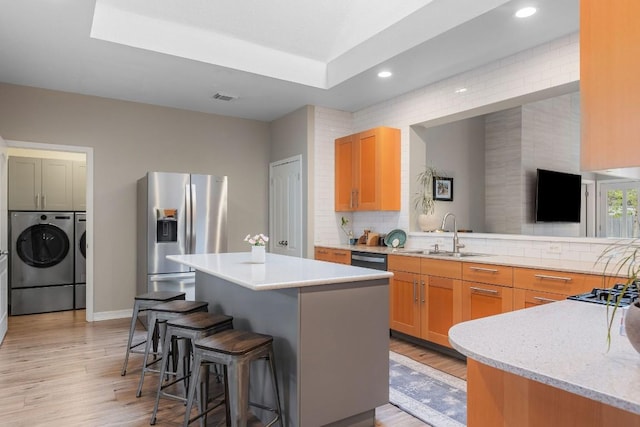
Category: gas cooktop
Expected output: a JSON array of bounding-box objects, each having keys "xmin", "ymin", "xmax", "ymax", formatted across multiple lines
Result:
[{"xmin": 567, "ymin": 282, "xmax": 639, "ymax": 307}]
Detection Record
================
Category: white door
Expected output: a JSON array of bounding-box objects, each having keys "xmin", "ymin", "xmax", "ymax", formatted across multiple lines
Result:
[
  {"xmin": 269, "ymin": 156, "xmax": 303, "ymax": 257},
  {"xmin": 0, "ymin": 136, "xmax": 9, "ymax": 344}
]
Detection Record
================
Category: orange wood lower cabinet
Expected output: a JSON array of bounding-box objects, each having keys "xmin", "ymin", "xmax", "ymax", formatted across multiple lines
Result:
[
  {"xmin": 389, "ymin": 269, "xmax": 421, "ymax": 336},
  {"xmin": 467, "ymin": 359, "xmax": 640, "ymax": 427},
  {"xmin": 421, "ymin": 275, "xmax": 462, "ymax": 347},
  {"xmin": 461, "ymin": 281, "xmax": 513, "ymax": 321}
]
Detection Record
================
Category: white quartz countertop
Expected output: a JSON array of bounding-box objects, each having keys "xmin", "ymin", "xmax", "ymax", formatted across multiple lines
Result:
[
  {"xmin": 318, "ymin": 244, "xmax": 615, "ymax": 276},
  {"xmin": 449, "ymin": 300, "xmax": 640, "ymax": 414},
  {"xmin": 167, "ymin": 252, "xmax": 392, "ymax": 291}
]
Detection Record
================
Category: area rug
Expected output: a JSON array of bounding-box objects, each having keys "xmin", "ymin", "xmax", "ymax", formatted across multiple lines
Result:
[{"xmin": 389, "ymin": 351, "xmax": 467, "ymax": 427}]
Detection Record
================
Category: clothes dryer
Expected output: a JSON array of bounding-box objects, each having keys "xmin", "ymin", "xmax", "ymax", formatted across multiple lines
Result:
[
  {"xmin": 10, "ymin": 211, "xmax": 74, "ymax": 314},
  {"xmin": 74, "ymin": 212, "xmax": 86, "ymax": 309}
]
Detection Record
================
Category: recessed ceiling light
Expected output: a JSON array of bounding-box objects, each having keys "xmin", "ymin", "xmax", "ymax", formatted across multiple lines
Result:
[
  {"xmin": 454, "ymin": 88, "xmax": 467, "ymax": 94},
  {"xmin": 515, "ymin": 7, "xmax": 537, "ymax": 18},
  {"xmin": 378, "ymin": 71, "xmax": 392, "ymax": 78}
]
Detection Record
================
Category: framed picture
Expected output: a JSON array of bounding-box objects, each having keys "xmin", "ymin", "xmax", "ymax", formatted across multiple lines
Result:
[{"xmin": 433, "ymin": 177, "xmax": 453, "ymax": 201}]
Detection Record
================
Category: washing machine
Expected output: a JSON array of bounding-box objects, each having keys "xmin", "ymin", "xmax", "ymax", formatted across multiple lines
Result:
[
  {"xmin": 10, "ymin": 211, "xmax": 74, "ymax": 315},
  {"xmin": 74, "ymin": 212, "xmax": 86, "ymax": 309}
]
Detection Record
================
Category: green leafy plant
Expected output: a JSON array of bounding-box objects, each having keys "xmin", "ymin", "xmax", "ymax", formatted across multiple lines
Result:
[
  {"xmin": 340, "ymin": 216, "xmax": 353, "ymax": 239},
  {"xmin": 598, "ymin": 239, "xmax": 640, "ymax": 348},
  {"xmin": 413, "ymin": 166, "xmax": 438, "ymax": 215}
]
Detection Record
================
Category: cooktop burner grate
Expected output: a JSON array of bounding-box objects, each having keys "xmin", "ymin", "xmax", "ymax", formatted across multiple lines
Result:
[{"xmin": 568, "ymin": 281, "xmax": 640, "ymax": 307}]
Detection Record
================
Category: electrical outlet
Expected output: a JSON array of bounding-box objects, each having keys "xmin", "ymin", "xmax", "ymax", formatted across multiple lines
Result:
[{"xmin": 548, "ymin": 243, "xmax": 562, "ymax": 254}]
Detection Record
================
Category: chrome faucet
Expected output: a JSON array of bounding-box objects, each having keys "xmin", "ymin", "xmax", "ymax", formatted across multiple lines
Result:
[{"xmin": 441, "ymin": 212, "xmax": 465, "ymax": 253}]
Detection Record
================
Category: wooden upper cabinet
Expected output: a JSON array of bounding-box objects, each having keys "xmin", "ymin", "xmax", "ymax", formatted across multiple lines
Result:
[
  {"xmin": 581, "ymin": 0, "xmax": 640, "ymax": 171},
  {"xmin": 334, "ymin": 126, "xmax": 400, "ymax": 211}
]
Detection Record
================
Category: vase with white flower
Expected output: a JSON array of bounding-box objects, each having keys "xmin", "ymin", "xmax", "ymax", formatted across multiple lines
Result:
[{"xmin": 245, "ymin": 233, "xmax": 268, "ymax": 263}]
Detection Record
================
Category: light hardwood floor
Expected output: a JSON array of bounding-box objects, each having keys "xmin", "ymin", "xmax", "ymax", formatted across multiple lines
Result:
[{"xmin": 0, "ymin": 310, "xmax": 466, "ymax": 426}]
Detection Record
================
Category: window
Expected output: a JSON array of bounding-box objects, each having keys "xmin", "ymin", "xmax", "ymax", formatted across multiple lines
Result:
[{"xmin": 600, "ymin": 181, "xmax": 640, "ymax": 238}]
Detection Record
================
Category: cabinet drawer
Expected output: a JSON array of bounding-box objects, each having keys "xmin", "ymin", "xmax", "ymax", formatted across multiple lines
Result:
[
  {"xmin": 314, "ymin": 247, "xmax": 351, "ymax": 265},
  {"xmin": 388, "ymin": 255, "xmax": 421, "ymax": 273},
  {"xmin": 463, "ymin": 263, "xmax": 513, "ymax": 287},
  {"xmin": 513, "ymin": 267, "xmax": 603, "ymax": 295},
  {"xmin": 329, "ymin": 249, "xmax": 351, "ymax": 264},
  {"xmin": 421, "ymin": 258, "xmax": 462, "ymax": 279},
  {"xmin": 513, "ymin": 288, "xmax": 567, "ymax": 310}
]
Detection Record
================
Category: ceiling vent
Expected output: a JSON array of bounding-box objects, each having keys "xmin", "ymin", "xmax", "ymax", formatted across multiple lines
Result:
[{"xmin": 212, "ymin": 92, "xmax": 237, "ymax": 101}]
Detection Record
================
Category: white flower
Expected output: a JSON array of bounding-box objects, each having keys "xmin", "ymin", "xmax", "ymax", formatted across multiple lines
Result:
[{"xmin": 244, "ymin": 233, "xmax": 269, "ymax": 246}]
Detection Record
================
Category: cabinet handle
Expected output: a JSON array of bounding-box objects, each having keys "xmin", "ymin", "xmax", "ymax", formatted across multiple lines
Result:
[
  {"xmin": 469, "ymin": 286, "xmax": 499, "ymax": 295},
  {"xmin": 354, "ymin": 190, "xmax": 358, "ymax": 208},
  {"xmin": 318, "ymin": 250, "xmax": 328, "ymax": 254},
  {"xmin": 469, "ymin": 266, "xmax": 499, "ymax": 273},
  {"xmin": 413, "ymin": 280, "xmax": 418, "ymax": 302},
  {"xmin": 350, "ymin": 190, "xmax": 354, "ymax": 209},
  {"xmin": 42, "ymin": 194, "xmax": 46, "ymax": 209},
  {"xmin": 421, "ymin": 281, "xmax": 425, "ymax": 303},
  {"xmin": 533, "ymin": 296, "xmax": 559, "ymax": 304},
  {"xmin": 334, "ymin": 252, "xmax": 347, "ymax": 257},
  {"xmin": 534, "ymin": 274, "xmax": 572, "ymax": 282},
  {"xmin": 35, "ymin": 193, "xmax": 40, "ymax": 209}
]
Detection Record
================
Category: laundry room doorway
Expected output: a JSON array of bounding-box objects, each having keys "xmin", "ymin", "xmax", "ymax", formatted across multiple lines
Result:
[{"xmin": 5, "ymin": 140, "xmax": 93, "ymax": 323}]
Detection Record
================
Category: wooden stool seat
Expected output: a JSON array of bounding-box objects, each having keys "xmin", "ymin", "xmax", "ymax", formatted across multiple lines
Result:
[
  {"xmin": 135, "ymin": 291, "xmax": 186, "ymax": 301},
  {"xmin": 184, "ymin": 329, "xmax": 282, "ymax": 426},
  {"xmin": 168, "ymin": 312, "xmax": 234, "ymax": 331},
  {"xmin": 136, "ymin": 300, "xmax": 209, "ymax": 397},
  {"xmin": 194, "ymin": 329, "xmax": 273, "ymax": 355},
  {"xmin": 150, "ymin": 300, "xmax": 208, "ymax": 314},
  {"xmin": 150, "ymin": 312, "xmax": 234, "ymax": 425},
  {"xmin": 121, "ymin": 291, "xmax": 186, "ymax": 376}
]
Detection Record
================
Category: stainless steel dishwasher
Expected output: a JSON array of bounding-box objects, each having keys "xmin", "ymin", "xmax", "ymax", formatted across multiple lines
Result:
[{"xmin": 350, "ymin": 251, "xmax": 388, "ymax": 271}]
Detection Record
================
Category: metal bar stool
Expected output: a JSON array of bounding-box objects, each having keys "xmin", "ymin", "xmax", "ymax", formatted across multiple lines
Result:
[
  {"xmin": 136, "ymin": 300, "xmax": 209, "ymax": 397},
  {"xmin": 121, "ymin": 291, "xmax": 186, "ymax": 376},
  {"xmin": 150, "ymin": 312, "xmax": 234, "ymax": 425},
  {"xmin": 183, "ymin": 329, "xmax": 283, "ymax": 427}
]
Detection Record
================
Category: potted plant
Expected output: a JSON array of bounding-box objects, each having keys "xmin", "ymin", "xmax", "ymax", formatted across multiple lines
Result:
[
  {"xmin": 340, "ymin": 216, "xmax": 355, "ymax": 244},
  {"xmin": 413, "ymin": 166, "xmax": 438, "ymax": 231},
  {"xmin": 599, "ymin": 239, "xmax": 640, "ymax": 352}
]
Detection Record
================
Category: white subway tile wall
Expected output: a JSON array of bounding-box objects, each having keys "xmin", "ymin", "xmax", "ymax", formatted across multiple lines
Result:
[{"xmin": 312, "ymin": 32, "xmax": 604, "ymax": 264}]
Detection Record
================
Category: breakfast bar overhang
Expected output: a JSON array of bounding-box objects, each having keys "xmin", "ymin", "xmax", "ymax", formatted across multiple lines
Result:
[{"xmin": 167, "ymin": 252, "xmax": 392, "ymax": 427}]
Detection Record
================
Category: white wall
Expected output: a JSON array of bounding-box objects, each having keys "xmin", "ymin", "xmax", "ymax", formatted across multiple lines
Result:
[{"xmin": 0, "ymin": 83, "xmax": 271, "ymax": 316}]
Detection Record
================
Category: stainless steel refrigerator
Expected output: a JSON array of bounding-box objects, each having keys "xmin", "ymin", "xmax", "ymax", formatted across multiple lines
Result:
[{"xmin": 137, "ymin": 172, "xmax": 227, "ymax": 299}]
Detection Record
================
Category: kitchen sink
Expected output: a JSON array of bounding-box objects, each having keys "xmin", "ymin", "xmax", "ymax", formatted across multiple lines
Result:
[
  {"xmin": 426, "ymin": 251, "xmax": 488, "ymax": 258},
  {"xmin": 393, "ymin": 248, "xmax": 489, "ymax": 257}
]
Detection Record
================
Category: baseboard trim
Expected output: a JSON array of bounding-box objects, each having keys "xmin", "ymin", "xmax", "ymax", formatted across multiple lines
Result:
[
  {"xmin": 92, "ymin": 309, "xmax": 132, "ymax": 321},
  {"xmin": 391, "ymin": 329, "xmax": 466, "ymax": 361}
]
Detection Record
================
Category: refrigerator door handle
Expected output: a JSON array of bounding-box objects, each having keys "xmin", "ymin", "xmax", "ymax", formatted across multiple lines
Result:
[
  {"xmin": 190, "ymin": 183, "xmax": 197, "ymax": 253},
  {"xmin": 185, "ymin": 184, "xmax": 193, "ymax": 253}
]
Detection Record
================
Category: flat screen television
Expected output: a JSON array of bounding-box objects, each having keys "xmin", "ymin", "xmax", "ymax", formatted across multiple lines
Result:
[{"xmin": 535, "ymin": 168, "xmax": 582, "ymax": 223}]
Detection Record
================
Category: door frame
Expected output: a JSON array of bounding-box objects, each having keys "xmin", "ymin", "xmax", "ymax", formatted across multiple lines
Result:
[{"xmin": 7, "ymin": 140, "xmax": 94, "ymax": 321}]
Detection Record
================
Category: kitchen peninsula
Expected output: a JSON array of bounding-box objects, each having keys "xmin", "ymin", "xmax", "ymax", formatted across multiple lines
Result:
[
  {"xmin": 449, "ymin": 300, "xmax": 640, "ymax": 426},
  {"xmin": 167, "ymin": 252, "xmax": 392, "ymax": 427}
]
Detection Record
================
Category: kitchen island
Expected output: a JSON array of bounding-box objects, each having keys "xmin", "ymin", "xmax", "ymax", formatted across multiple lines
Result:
[
  {"xmin": 449, "ymin": 300, "xmax": 640, "ymax": 426},
  {"xmin": 167, "ymin": 252, "xmax": 392, "ymax": 427}
]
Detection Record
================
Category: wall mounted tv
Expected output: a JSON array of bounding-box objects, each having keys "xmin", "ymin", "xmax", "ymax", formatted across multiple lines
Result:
[{"xmin": 535, "ymin": 168, "xmax": 582, "ymax": 223}]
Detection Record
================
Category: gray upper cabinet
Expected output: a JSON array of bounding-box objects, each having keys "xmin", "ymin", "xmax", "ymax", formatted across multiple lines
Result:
[{"xmin": 8, "ymin": 157, "xmax": 77, "ymax": 211}]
